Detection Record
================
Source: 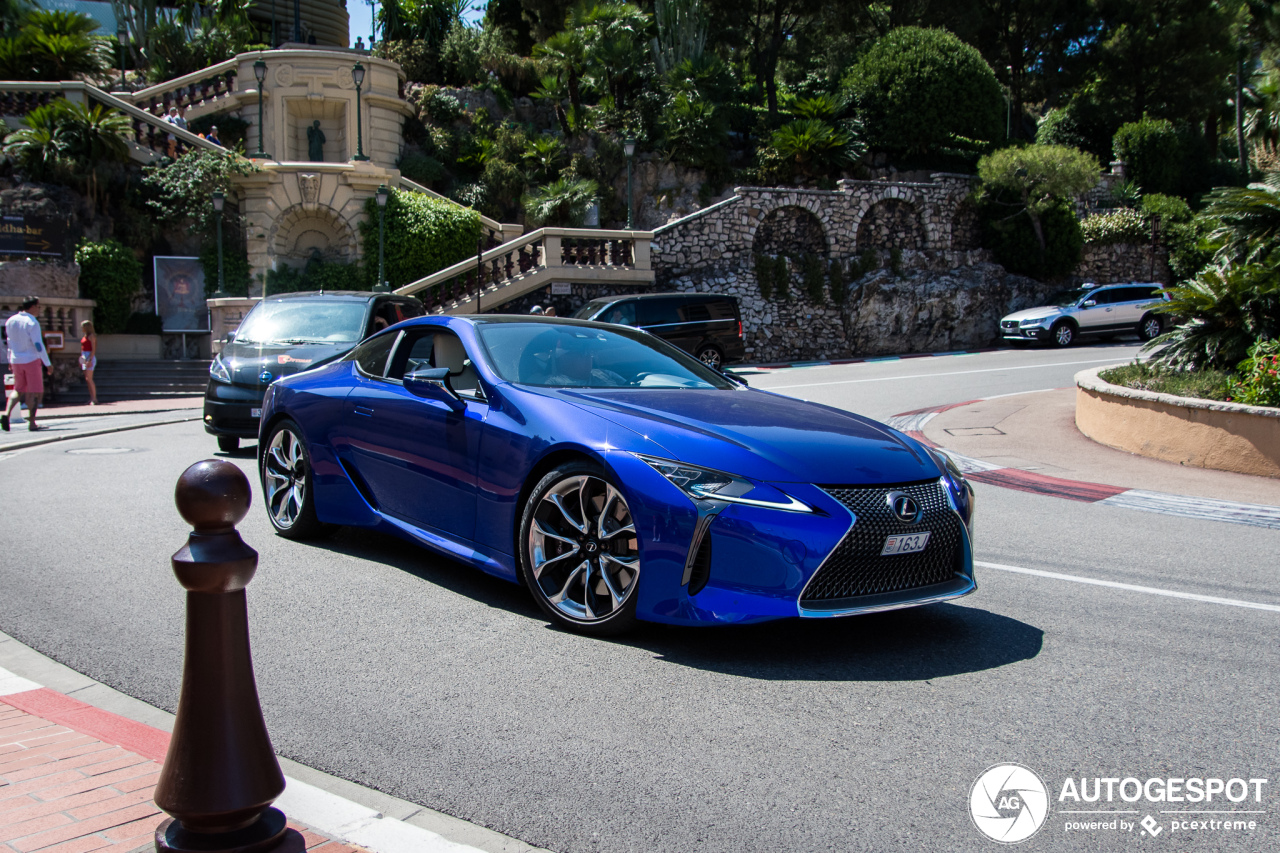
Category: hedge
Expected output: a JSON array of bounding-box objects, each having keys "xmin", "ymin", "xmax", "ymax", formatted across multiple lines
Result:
[
  {"xmin": 75, "ymin": 239, "xmax": 141, "ymax": 334},
  {"xmin": 358, "ymin": 189, "xmax": 482, "ymax": 289}
]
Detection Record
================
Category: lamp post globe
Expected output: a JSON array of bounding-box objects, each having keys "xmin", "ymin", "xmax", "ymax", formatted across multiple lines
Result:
[
  {"xmin": 374, "ymin": 185, "xmax": 389, "ymax": 292},
  {"xmin": 212, "ymin": 192, "xmax": 227, "ymax": 299},
  {"xmin": 624, "ymin": 137, "xmax": 636, "ymax": 229},
  {"xmin": 252, "ymin": 58, "xmax": 271, "ymax": 159},
  {"xmin": 352, "ymin": 63, "xmax": 369, "ymax": 161}
]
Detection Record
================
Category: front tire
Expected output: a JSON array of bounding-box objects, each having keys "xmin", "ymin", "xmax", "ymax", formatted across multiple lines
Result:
[
  {"xmin": 696, "ymin": 345, "xmax": 724, "ymax": 369},
  {"xmin": 217, "ymin": 435, "xmax": 239, "ymax": 453},
  {"xmin": 518, "ymin": 462, "xmax": 640, "ymax": 635},
  {"xmin": 1137, "ymin": 313, "xmax": 1162, "ymax": 341},
  {"xmin": 1050, "ymin": 320, "xmax": 1076, "ymax": 347},
  {"xmin": 260, "ymin": 419, "xmax": 333, "ymax": 540}
]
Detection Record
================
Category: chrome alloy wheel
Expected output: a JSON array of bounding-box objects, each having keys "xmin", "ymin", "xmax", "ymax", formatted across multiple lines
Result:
[
  {"xmin": 528, "ymin": 475, "xmax": 639, "ymax": 622},
  {"xmin": 1141, "ymin": 315, "xmax": 1162, "ymax": 340},
  {"xmin": 264, "ymin": 427, "xmax": 307, "ymax": 529},
  {"xmin": 1053, "ymin": 323, "xmax": 1074, "ymax": 346}
]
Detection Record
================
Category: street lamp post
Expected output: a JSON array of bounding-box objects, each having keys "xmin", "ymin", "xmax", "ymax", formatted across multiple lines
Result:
[
  {"xmin": 212, "ymin": 192, "xmax": 227, "ymax": 298},
  {"xmin": 374, "ymin": 185, "xmax": 389, "ymax": 291},
  {"xmin": 117, "ymin": 24, "xmax": 127, "ymax": 90},
  {"xmin": 352, "ymin": 63, "xmax": 369, "ymax": 161},
  {"xmin": 252, "ymin": 58, "xmax": 271, "ymax": 159},
  {"xmin": 624, "ymin": 137, "xmax": 636, "ymax": 229},
  {"xmin": 293, "ymin": 0, "xmax": 301, "ymax": 43}
]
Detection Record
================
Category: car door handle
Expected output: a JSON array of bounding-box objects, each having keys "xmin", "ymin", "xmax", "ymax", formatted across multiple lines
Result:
[{"xmin": 354, "ymin": 406, "xmax": 374, "ymax": 417}]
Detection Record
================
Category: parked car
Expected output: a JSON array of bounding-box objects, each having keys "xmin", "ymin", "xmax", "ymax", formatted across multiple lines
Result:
[
  {"xmin": 204, "ymin": 291, "xmax": 424, "ymax": 452},
  {"xmin": 999, "ymin": 282, "xmax": 1168, "ymax": 347},
  {"xmin": 257, "ymin": 315, "xmax": 976, "ymax": 635},
  {"xmin": 572, "ymin": 292, "xmax": 746, "ymax": 368}
]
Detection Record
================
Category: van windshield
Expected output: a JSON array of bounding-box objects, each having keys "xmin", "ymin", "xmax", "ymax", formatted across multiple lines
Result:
[
  {"xmin": 571, "ymin": 301, "xmax": 611, "ymax": 320},
  {"xmin": 234, "ymin": 301, "xmax": 367, "ymax": 344}
]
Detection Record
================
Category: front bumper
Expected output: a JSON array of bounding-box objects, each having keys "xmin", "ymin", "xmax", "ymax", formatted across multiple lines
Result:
[
  {"xmin": 203, "ymin": 381, "xmax": 269, "ymax": 438},
  {"xmin": 1000, "ymin": 322, "xmax": 1050, "ymax": 341}
]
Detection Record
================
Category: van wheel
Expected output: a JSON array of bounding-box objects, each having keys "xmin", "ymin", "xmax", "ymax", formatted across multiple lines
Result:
[
  {"xmin": 217, "ymin": 436, "xmax": 239, "ymax": 453},
  {"xmin": 696, "ymin": 345, "xmax": 724, "ymax": 369}
]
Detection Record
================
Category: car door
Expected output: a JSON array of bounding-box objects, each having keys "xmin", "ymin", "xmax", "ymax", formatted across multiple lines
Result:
[
  {"xmin": 334, "ymin": 327, "xmax": 485, "ymax": 540},
  {"xmin": 1116, "ymin": 285, "xmax": 1158, "ymax": 326},
  {"xmin": 1072, "ymin": 288, "xmax": 1113, "ymax": 331},
  {"xmin": 639, "ymin": 297, "xmax": 695, "ymax": 353}
]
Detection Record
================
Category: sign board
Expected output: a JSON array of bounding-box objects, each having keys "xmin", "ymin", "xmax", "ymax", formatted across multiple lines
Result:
[
  {"xmin": 43, "ymin": 332, "xmax": 64, "ymax": 351},
  {"xmin": 550, "ymin": 282, "xmax": 572, "ymax": 295},
  {"xmin": 154, "ymin": 256, "xmax": 209, "ymax": 332},
  {"xmin": 0, "ymin": 214, "xmax": 68, "ymax": 257}
]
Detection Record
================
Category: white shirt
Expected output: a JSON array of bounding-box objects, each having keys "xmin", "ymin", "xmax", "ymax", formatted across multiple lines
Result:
[{"xmin": 5, "ymin": 311, "xmax": 51, "ymax": 367}]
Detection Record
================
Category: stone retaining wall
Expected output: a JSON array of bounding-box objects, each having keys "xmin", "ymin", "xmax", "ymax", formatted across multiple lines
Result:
[{"xmin": 1074, "ymin": 241, "xmax": 1171, "ymax": 285}]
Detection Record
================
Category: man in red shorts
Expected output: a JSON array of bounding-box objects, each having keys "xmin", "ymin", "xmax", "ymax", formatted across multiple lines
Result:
[{"xmin": 3, "ymin": 296, "xmax": 53, "ymax": 432}]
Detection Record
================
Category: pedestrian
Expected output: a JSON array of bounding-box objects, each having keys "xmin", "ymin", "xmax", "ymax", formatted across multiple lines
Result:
[
  {"xmin": 207, "ymin": 125, "xmax": 222, "ymax": 147},
  {"xmin": 2, "ymin": 296, "xmax": 53, "ymax": 432},
  {"xmin": 164, "ymin": 106, "xmax": 188, "ymax": 157},
  {"xmin": 80, "ymin": 319, "xmax": 98, "ymax": 405},
  {"xmin": 529, "ymin": 305, "xmax": 544, "ymax": 315},
  {"xmin": 543, "ymin": 305, "xmax": 557, "ymax": 317}
]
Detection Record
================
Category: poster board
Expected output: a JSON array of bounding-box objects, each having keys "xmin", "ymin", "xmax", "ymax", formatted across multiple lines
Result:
[{"xmin": 153, "ymin": 256, "xmax": 208, "ymax": 332}]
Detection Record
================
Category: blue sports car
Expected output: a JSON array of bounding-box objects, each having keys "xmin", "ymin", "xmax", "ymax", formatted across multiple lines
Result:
[{"xmin": 258, "ymin": 315, "xmax": 976, "ymax": 634}]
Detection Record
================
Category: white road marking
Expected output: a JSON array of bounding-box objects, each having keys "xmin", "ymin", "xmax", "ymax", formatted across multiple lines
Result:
[
  {"xmin": 756, "ymin": 357, "xmax": 1135, "ymax": 390},
  {"xmin": 1099, "ymin": 489, "xmax": 1280, "ymax": 530},
  {"xmin": 976, "ymin": 561, "xmax": 1280, "ymax": 613},
  {"xmin": 0, "ymin": 665, "xmax": 41, "ymax": 695}
]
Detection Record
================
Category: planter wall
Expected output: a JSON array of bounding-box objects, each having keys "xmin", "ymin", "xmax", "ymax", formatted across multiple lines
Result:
[
  {"xmin": 97, "ymin": 334, "xmax": 162, "ymax": 361},
  {"xmin": 1075, "ymin": 366, "xmax": 1280, "ymax": 479}
]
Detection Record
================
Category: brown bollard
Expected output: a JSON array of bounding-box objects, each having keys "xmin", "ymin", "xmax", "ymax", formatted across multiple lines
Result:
[{"xmin": 154, "ymin": 460, "xmax": 288, "ymax": 853}]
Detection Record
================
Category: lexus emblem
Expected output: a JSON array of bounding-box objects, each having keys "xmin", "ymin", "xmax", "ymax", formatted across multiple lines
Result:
[{"xmin": 886, "ymin": 491, "xmax": 921, "ymax": 524}]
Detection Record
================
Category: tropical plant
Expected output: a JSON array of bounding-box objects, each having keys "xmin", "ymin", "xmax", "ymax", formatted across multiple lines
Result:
[
  {"xmin": 523, "ymin": 135, "xmax": 567, "ymax": 184},
  {"xmin": 1199, "ymin": 173, "xmax": 1280, "ymax": 266},
  {"xmin": 769, "ymin": 118, "xmax": 858, "ymax": 179},
  {"xmin": 0, "ymin": 8, "xmax": 105, "ymax": 80},
  {"xmin": 2, "ymin": 101, "xmax": 70, "ymax": 180},
  {"xmin": 651, "ymin": 0, "xmax": 705, "ymax": 74},
  {"xmin": 1147, "ymin": 261, "xmax": 1280, "ymax": 370},
  {"xmin": 75, "ymin": 239, "xmax": 141, "ymax": 334},
  {"xmin": 534, "ymin": 28, "xmax": 587, "ymax": 119},
  {"xmin": 4, "ymin": 99, "xmax": 131, "ymax": 208},
  {"xmin": 1112, "ymin": 116, "xmax": 1181, "ymax": 196},
  {"xmin": 1228, "ymin": 338, "xmax": 1280, "ymax": 407},
  {"xmin": 523, "ymin": 177, "xmax": 599, "ymax": 227},
  {"xmin": 380, "ymin": 0, "xmax": 467, "ymax": 46},
  {"xmin": 531, "ymin": 74, "xmax": 573, "ymax": 137},
  {"xmin": 1080, "ymin": 209, "xmax": 1149, "ymax": 246},
  {"xmin": 662, "ymin": 92, "xmax": 728, "ymax": 174},
  {"xmin": 576, "ymin": 1, "xmax": 651, "ymax": 109}
]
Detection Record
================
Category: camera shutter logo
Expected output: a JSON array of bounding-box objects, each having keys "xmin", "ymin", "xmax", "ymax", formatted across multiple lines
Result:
[{"xmin": 969, "ymin": 764, "xmax": 1049, "ymax": 844}]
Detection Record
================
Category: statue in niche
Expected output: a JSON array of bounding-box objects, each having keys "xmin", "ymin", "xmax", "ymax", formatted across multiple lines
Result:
[{"xmin": 307, "ymin": 120, "xmax": 326, "ymax": 161}]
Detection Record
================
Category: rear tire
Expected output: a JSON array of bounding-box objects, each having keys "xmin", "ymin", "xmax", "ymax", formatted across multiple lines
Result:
[
  {"xmin": 1137, "ymin": 313, "xmax": 1163, "ymax": 341},
  {"xmin": 217, "ymin": 435, "xmax": 239, "ymax": 453},
  {"xmin": 1050, "ymin": 320, "xmax": 1076, "ymax": 347},
  {"xmin": 518, "ymin": 461, "xmax": 640, "ymax": 635},
  {"xmin": 696, "ymin": 345, "xmax": 724, "ymax": 369},
  {"xmin": 260, "ymin": 419, "xmax": 333, "ymax": 540}
]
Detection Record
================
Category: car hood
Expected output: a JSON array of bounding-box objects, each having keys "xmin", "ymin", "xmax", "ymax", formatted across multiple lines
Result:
[
  {"xmin": 1002, "ymin": 306, "xmax": 1067, "ymax": 323},
  {"xmin": 220, "ymin": 340, "xmax": 354, "ymax": 385},
  {"xmin": 555, "ymin": 387, "xmax": 939, "ymax": 485}
]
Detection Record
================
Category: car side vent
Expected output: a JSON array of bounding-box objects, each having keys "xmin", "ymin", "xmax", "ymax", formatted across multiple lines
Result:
[
  {"xmin": 687, "ymin": 532, "xmax": 712, "ymax": 595},
  {"xmin": 340, "ymin": 459, "xmax": 379, "ymax": 510}
]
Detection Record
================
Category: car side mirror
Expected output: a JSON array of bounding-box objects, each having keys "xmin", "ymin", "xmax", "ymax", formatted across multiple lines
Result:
[
  {"xmin": 722, "ymin": 367, "xmax": 748, "ymax": 385},
  {"xmin": 1081, "ymin": 299, "xmax": 1097, "ymax": 308},
  {"xmin": 225, "ymin": 330, "xmax": 236, "ymax": 342},
  {"xmin": 404, "ymin": 367, "xmax": 465, "ymax": 410}
]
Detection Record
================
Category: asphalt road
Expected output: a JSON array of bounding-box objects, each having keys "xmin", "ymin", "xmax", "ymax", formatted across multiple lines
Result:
[{"xmin": 2, "ymin": 341, "xmax": 1276, "ymax": 852}]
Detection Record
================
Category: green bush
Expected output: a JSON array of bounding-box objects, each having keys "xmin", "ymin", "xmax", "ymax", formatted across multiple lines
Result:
[
  {"xmin": 1164, "ymin": 219, "xmax": 1214, "ymax": 282},
  {"xmin": 1229, "ymin": 339, "xmax": 1280, "ymax": 407},
  {"xmin": 398, "ymin": 150, "xmax": 448, "ymax": 186},
  {"xmin": 856, "ymin": 248, "xmax": 878, "ymax": 277},
  {"xmin": 754, "ymin": 253, "xmax": 774, "ymax": 299},
  {"xmin": 1113, "ymin": 117, "xmax": 1181, "ymax": 196},
  {"xmin": 75, "ymin": 239, "xmax": 141, "ymax": 334},
  {"xmin": 981, "ymin": 197, "xmax": 1083, "ymax": 279},
  {"xmin": 266, "ymin": 257, "xmax": 365, "ymax": 294},
  {"xmin": 1141, "ymin": 193, "xmax": 1192, "ymax": 224},
  {"xmin": 1098, "ymin": 361, "xmax": 1234, "ymax": 402},
  {"xmin": 774, "ymin": 255, "xmax": 791, "ymax": 301},
  {"xmin": 828, "ymin": 259, "xmax": 846, "ymax": 306},
  {"xmin": 1149, "ymin": 261, "xmax": 1280, "ymax": 370},
  {"xmin": 1036, "ymin": 108, "xmax": 1090, "ymax": 152},
  {"xmin": 843, "ymin": 27, "xmax": 1003, "ymax": 161},
  {"xmin": 1081, "ymin": 209, "xmax": 1149, "ymax": 246},
  {"xmin": 198, "ymin": 240, "xmax": 251, "ymax": 297},
  {"xmin": 801, "ymin": 253, "xmax": 826, "ymax": 303},
  {"xmin": 358, "ymin": 190, "xmax": 482, "ymax": 290}
]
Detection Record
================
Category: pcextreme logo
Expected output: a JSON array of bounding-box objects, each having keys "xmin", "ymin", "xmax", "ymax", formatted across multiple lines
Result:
[{"xmin": 969, "ymin": 765, "xmax": 1269, "ymax": 844}]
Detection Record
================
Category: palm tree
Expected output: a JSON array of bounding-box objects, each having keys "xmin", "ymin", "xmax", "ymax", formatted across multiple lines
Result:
[
  {"xmin": 1201, "ymin": 172, "xmax": 1280, "ymax": 266},
  {"xmin": 3, "ymin": 101, "xmax": 70, "ymax": 181},
  {"xmin": 3, "ymin": 99, "xmax": 131, "ymax": 209},
  {"xmin": 1147, "ymin": 260, "xmax": 1280, "ymax": 370},
  {"xmin": 535, "ymin": 29, "xmax": 587, "ymax": 120},
  {"xmin": 18, "ymin": 8, "xmax": 105, "ymax": 80},
  {"xmin": 523, "ymin": 177, "xmax": 599, "ymax": 227},
  {"xmin": 524, "ymin": 135, "xmax": 566, "ymax": 184}
]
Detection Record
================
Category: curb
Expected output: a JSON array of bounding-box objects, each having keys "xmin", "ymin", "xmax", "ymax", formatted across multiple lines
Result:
[
  {"xmin": 0, "ymin": 415, "xmax": 201, "ymax": 453},
  {"xmin": 735, "ymin": 347, "xmax": 1000, "ymax": 371},
  {"xmin": 888, "ymin": 401, "xmax": 1280, "ymax": 531},
  {"xmin": 0, "ymin": 661, "xmax": 498, "ymax": 853}
]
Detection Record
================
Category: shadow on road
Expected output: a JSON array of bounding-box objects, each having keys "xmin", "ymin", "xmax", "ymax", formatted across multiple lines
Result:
[{"xmin": 302, "ymin": 527, "xmax": 1040, "ymax": 682}]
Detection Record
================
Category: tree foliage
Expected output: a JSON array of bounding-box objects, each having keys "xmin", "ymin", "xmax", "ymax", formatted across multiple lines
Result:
[
  {"xmin": 1113, "ymin": 116, "xmax": 1181, "ymax": 196},
  {"xmin": 976, "ymin": 143, "xmax": 1099, "ymax": 258},
  {"xmin": 75, "ymin": 239, "xmax": 142, "ymax": 334}
]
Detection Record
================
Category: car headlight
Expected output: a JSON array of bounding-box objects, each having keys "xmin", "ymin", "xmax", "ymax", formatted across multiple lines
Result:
[
  {"xmin": 209, "ymin": 354, "xmax": 231, "ymax": 383},
  {"xmin": 1019, "ymin": 317, "xmax": 1049, "ymax": 327},
  {"xmin": 927, "ymin": 446, "xmax": 974, "ymax": 534},
  {"xmin": 637, "ymin": 454, "xmax": 812, "ymax": 513}
]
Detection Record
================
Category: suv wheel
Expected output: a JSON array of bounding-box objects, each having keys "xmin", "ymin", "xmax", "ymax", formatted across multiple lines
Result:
[
  {"xmin": 1137, "ymin": 313, "xmax": 1162, "ymax": 341},
  {"xmin": 696, "ymin": 345, "xmax": 724, "ymax": 369},
  {"xmin": 1051, "ymin": 320, "xmax": 1076, "ymax": 347}
]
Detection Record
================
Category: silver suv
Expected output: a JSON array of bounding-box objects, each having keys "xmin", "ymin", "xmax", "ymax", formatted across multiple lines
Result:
[{"xmin": 999, "ymin": 282, "xmax": 1166, "ymax": 347}]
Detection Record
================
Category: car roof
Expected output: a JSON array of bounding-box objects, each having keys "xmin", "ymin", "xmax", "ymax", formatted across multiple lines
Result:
[
  {"xmin": 261, "ymin": 290, "xmax": 420, "ymax": 303},
  {"xmin": 584, "ymin": 292, "xmax": 734, "ymax": 303}
]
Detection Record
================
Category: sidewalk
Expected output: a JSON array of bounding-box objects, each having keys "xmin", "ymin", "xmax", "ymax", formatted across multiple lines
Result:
[
  {"xmin": 888, "ymin": 388, "xmax": 1280, "ymax": 529},
  {"xmin": 0, "ymin": 400, "xmax": 204, "ymax": 454}
]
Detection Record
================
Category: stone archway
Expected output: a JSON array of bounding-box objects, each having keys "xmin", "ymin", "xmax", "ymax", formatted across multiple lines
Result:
[
  {"xmin": 750, "ymin": 205, "xmax": 829, "ymax": 257},
  {"xmin": 856, "ymin": 198, "xmax": 923, "ymax": 250},
  {"xmin": 950, "ymin": 199, "xmax": 982, "ymax": 251},
  {"xmin": 269, "ymin": 204, "xmax": 357, "ymax": 267}
]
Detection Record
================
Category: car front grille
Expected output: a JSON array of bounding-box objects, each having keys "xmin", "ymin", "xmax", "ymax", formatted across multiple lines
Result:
[
  {"xmin": 801, "ymin": 479, "xmax": 964, "ymax": 604},
  {"xmin": 1001, "ymin": 320, "xmax": 1018, "ymax": 330}
]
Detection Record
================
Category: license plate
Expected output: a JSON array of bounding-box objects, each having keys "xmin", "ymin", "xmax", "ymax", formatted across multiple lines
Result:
[
  {"xmin": 250, "ymin": 408, "xmax": 262, "ymax": 417},
  {"xmin": 881, "ymin": 531, "xmax": 930, "ymax": 556}
]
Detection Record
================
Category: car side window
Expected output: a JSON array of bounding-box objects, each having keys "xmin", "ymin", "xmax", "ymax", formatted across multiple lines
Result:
[
  {"xmin": 352, "ymin": 331, "xmax": 399, "ymax": 378},
  {"xmin": 1124, "ymin": 286, "xmax": 1158, "ymax": 302},
  {"xmin": 680, "ymin": 302, "xmax": 712, "ymax": 322},
  {"xmin": 387, "ymin": 330, "xmax": 436, "ymax": 380},
  {"xmin": 639, "ymin": 299, "xmax": 680, "ymax": 326},
  {"xmin": 1082, "ymin": 290, "xmax": 1105, "ymax": 305},
  {"xmin": 602, "ymin": 301, "xmax": 637, "ymax": 326}
]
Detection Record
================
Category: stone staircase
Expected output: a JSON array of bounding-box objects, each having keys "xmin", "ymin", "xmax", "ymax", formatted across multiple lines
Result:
[{"xmin": 54, "ymin": 360, "xmax": 210, "ymax": 405}]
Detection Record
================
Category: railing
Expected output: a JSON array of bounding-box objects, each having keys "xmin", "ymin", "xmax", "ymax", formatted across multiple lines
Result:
[
  {"xmin": 0, "ymin": 296, "xmax": 95, "ymax": 347},
  {"xmin": 396, "ymin": 227, "xmax": 653, "ymax": 313},
  {"xmin": 123, "ymin": 57, "xmax": 239, "ymax": 119},
  {"xmin": 396, "ymin": 176, "xmax": 522, "ymax": 248},
  {"xmin": 0, "ymin": 81, "xmax": 227, "ymax": 160}
]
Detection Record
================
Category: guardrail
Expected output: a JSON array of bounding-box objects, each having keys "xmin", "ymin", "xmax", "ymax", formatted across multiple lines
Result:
[{"xmin": 396, "ymin": 227, "xmax": 653, "ymax": 313}]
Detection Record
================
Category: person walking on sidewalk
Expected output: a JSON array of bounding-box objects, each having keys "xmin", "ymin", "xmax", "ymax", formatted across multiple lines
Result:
[
  {"xmin": 2, "ymin": 296, "xmax": 53, "ymax": 432},
  {"xmin": 80, "ymin": 319, "xmax": 98, "ymax": 405}
]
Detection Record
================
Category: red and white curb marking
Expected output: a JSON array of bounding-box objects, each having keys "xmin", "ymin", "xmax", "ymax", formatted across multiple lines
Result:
[
  {"xmin": 0, "ymin": 667, "xmax": 485, "ymax": 853},
  {"xmin": 889, "ymin": 402, "xmax": 1280, "ymax": 531},
  {"xmin": 741, "ymin": 348, "xmax": 999, "ymax": 371}
]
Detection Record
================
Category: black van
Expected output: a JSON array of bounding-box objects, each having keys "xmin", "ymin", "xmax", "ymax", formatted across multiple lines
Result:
[
  {"xmin": 572, "ymin": 292, "xmax": 746, "ymax": 368},
  {"xmin": 204, "ymin": 291, "xmax": 423, "ymax": 451}
]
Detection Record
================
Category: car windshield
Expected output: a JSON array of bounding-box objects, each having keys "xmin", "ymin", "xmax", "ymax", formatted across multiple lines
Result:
[
  {"xmin": 477, "ymin": 322, "xmax": 734, "ymax": 389},
  {"xmin": 571, "ymin": 300, "xmax": 610, "ymax": 320},
  {"xmin": 1048, "ymin": 288, "xmax": 1092, "ymax": 306},
  {"xmin": 234, "ymin": 301, "xmax": 367, "ymax": 344}
]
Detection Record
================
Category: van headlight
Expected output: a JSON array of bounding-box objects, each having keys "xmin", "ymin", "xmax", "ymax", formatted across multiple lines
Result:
[{"xmin": 209, "ymin": 354, "xmax": 231, "ymax": 383}]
